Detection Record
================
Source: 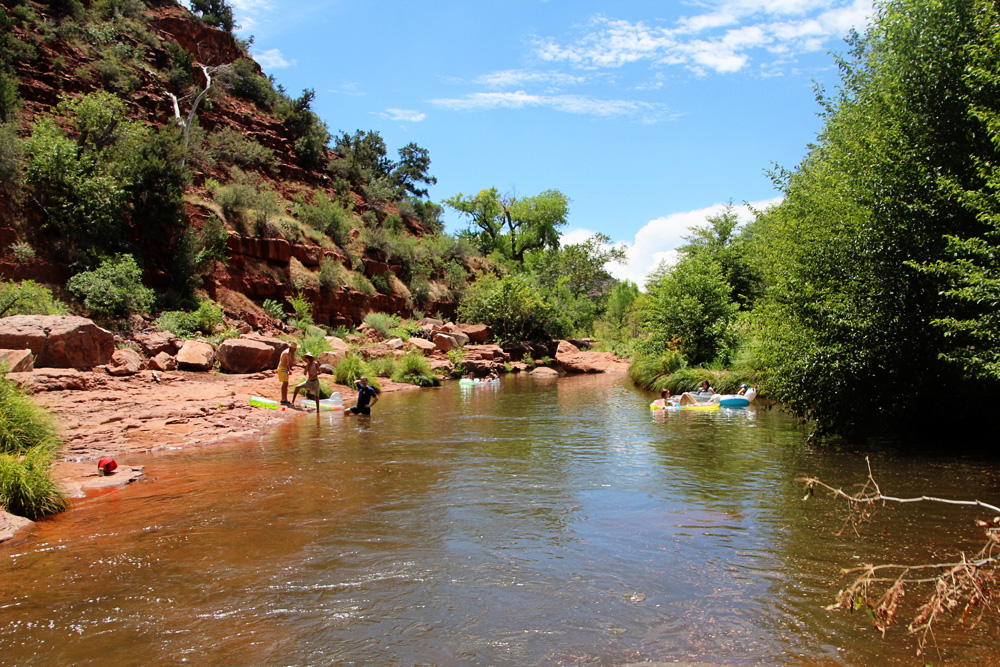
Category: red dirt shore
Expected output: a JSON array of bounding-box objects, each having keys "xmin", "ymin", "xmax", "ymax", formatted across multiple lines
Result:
[{"xmin": 0, "ymin": 369, "xmax": 419, "ymax": 542}]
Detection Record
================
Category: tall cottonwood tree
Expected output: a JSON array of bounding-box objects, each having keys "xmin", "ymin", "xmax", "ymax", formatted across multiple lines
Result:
[{"xmin": 445, "ymin": 188, "xmax": 569, "ymax": 265}]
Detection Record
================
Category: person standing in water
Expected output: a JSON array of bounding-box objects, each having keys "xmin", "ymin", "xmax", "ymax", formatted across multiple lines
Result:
[
  {"xmin": 291, "ymin": 352, "xmax": 321, "ymax": 411},
  {"xmin": 346, "ymin": 376, "xmax": 379, "ymax": 416},
  {"xmin": 277, "ymin": 342, "xmax": 298, "ymax": 406}
]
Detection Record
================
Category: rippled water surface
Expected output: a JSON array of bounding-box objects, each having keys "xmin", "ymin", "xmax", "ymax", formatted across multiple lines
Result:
[{"xmin": 2, "ymin": 374, "xmax": 999, "ymax": 666}]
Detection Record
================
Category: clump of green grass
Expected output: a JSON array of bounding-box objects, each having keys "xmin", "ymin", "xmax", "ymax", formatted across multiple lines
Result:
[
  {"xmin": 333, "ymin": 353, "xmax": 380, "ymax": 391},
  {"xmin": 392, "ymin": 352, "xmax": 440, "ymax": 387},
  {"xmin": 0, "ymin": 373, "xmax": 67, "ymax": 520},
  {"xmin": 369, "ymin": 354, "xmax": 397, "ymax": 378},
  {"xmin": 0, "ymin": 446, "xmax": 68, "ymax": 520}
]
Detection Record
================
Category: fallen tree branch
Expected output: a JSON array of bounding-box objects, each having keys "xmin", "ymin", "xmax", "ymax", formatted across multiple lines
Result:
[{"xmin": 799, "ymin": 456, "xmax": 1000, "ymax": 657}]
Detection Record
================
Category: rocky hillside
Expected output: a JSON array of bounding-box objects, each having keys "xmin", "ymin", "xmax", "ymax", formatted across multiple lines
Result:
[{"xmin": 0, "ymin": 0, "xmax": 468, "ymax": 328}]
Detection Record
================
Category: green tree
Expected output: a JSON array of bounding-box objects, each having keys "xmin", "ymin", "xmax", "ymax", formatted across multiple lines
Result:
[
  {"xmin": 748, "ymin": 0, "xmax": 996, "ymax": 436},
  {"xmin": 445, "ymin": 188, "xmax": 569, "ymax": 265},
  {"xmin": 66, "ymin": 254, "xmax": 155, "ymax": 320},
  {"xmin": 334, "ymin": 129, "xmax": 391, "ymax": 182},
  {"xmin": 642, "ymin": 252, "xmax": 737, "ymax": 366},
  {"xmin": 391, "ymin": 142, "xmax": 437, "ymax": 199},
  {"xmin": 190, "ymin": 0, "xmax": 236, "ymax": 32},
  {"xmin": 680, "ymin": 203, "xmax": 760, "ymax": 310}
]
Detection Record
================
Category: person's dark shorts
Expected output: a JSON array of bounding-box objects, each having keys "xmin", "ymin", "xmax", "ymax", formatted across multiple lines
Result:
[{"xmin": 349, "ymin": 405, "xmax": 371, "ymax": 415}]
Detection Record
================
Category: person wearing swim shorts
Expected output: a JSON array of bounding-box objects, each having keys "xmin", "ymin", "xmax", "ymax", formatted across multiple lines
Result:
[
  {"xmin": 277, "ymin": 342, "xmax": 298, "ymax": 405},
  {"xmin": 291, "ymin": 352, "xmax": 320, "ymax": 411},
  {"xmin": 346, "ymin": 376, "xmax": 379, "ymax": 416}
]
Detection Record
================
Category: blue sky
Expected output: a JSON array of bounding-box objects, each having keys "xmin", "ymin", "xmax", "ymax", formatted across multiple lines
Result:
[{"xmin": 229, "ymin": 0, "xmax": 873, "ymax": 285}]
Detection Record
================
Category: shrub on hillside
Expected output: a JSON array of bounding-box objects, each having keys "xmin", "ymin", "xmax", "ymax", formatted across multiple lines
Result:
[
  {"xmin": 67, "ymin": 254, "xmax": 155, "ymax": 320},
  {"xmin": 318, "ymin": 257, "xmax": 344, "ymax": 291},
  {"xmin": 207, "ymin": 128, "xmax": 276, "ymax": 169},
  {"xmin": 293, "ymin": 192, "xmax": 355, "ymax": 248},
  {"xmin": 219, "ymin": 58, "xmax": 280, "ymax": 109},
  {"xmin": 261, "ymin": 298, "xmax": 285, "ymax": 321},
  {"xmin": 156, "ymin": 300, "xmax": 224, "ymax": 337},
  {"xmin": 0, "ymin": 280, "xmax": 67, "ymax": 317},
  {"xmin": 363, "ymin": 312, "xmax": 399, "ymax": 338}
]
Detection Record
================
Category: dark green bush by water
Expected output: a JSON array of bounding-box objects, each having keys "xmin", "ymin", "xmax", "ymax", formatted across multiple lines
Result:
[{"xmin": 0, "ymin": 372, "xmax": 67, "ymax": 520}]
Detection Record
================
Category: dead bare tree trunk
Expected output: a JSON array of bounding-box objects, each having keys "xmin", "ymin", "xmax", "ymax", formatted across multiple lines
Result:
[{"xmin": 167, "ymin": 63, "xmax": 221, "ymax": 168}]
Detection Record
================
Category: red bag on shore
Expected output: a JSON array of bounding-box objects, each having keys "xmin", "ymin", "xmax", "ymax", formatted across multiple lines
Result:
[{"xmin": 97, "ymin": 457, "xmax": 117, "ymax": 474}]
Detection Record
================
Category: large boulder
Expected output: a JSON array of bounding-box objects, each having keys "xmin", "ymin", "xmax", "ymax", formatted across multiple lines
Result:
[
  {"xmin": 325, "ymin": 336, "xmax": 350, "ymax": 352},
  {"xmin": 239, "ymin": 334, "xmax": 288, "ymax": 368},
  {"xmin": 0, "ymin": 315, "xmax": 114, "ymax": 368},
  {"xmin": 465, "ymin": 344, "xmax": 508, "ymax": 362},
  {"xmin": 317, "ymin": 349, "xmax": 349, "ymax": 368},
  {"xmin": 107, "ymin": 348, "xmax": 143, "ymax": 376},
  {"xmin": 529, "ymin": 366, "xmax": 560, "ymax": 376},
  {"xmin": 176, "ymin": 340, "xmax": 215, "ymax": 371},
  {"xmin": 134, "ymin": 330, "xmax": 181, "ymax": 357},
  {"xmin": 434, "ymin": 332, "xmax": 459, "ymax": 353},
  {"xmin": 215, "ymin": 338, "xmax": 273, "ymax": 373},
  {"xmin": 8, "ymin": 368, "xmax": 89, "ymax": 392},
  {"xmin": 148, "ymin": 352, "xmax": 177, "ymax": 372},
  {"xmin": 406, "ymin": 337, "xmax": 437, "ymax": 354},
  {"xmin": 439, "ymin": 323, "xmax": 470, "ymax": 346},
  {"xmin": 0, "ymin": 349, "xmax": 34, "ymax": 372},
  {"xmin": 557, "ymin": 351, "xmax": 629, "ymax": 374},
  {"xmin": 453, "ymin": 323, "xmax": 490, "ymax": 344}
]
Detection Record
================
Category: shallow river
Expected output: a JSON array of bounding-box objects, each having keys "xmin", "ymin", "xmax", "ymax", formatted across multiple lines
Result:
[{"xmin": 2, "ymin": 374, "xmax": 998, "ymax": 666}]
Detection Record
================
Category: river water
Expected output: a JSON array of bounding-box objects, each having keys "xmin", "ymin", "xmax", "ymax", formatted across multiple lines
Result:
[{"xmin": 2, "ymin": 374, "xmax": 998, "ymax": 666}]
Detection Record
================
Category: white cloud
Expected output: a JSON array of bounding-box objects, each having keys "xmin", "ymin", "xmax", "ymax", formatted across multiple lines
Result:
[
  {"xmin": 473, "ymin": 69, "xmax": 586, "ymax": 89},
  {"xmin": 329, "ymin": 82, "xmax": 366, "ymax": 97},
  {"xmin": 379, "ymin": 108, "xmax": 426, "ymax": 122},
  {"xmin": 230, "ymin": 0, "xmax": 273, "ymax": 32},
  {"xmin": 253, "ymin": 48, "xmax": 295, "ymax": 70},
  {"xmin": 535, "ymin": 1, "xmax": 873, "ymax": 75},
  {"xmin": 607, "ymin": 197, "xmax": 783, "ymax": 287},
  {"xmin": 429, "ymin": 91, "xmax": 673, "ymax": 123}
]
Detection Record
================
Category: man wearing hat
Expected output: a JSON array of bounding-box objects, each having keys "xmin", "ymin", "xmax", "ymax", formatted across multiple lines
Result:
[
  {"xmin": 277, "ymin": 341, "xmax": 298, "ymax": 405},
  {"xmin": 292, "ymin": 351, "xmax": 321, "ymax": 411}
]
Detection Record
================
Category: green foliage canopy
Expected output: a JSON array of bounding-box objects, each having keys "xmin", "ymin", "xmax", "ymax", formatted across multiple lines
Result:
[{"xmin": 446, "ymin": 188, "xmax": 569, "ymax": 265}]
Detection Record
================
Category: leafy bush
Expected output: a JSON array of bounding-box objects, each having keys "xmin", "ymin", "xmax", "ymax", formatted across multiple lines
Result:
[
  {"xmin": 363, "ymin": 312, "xmax": 399, "ymax": 338},
  {"xmin": 0, "ymin": 280, "xmax": 68, "ymax": 317},
  {"xmin": 370, "ymin": 273, "xmax": 390, "ymax": 294},
  {"xmin": 261, "ymin": 298, "xmax": 285, "ymax": 321},
  {"xmin": 459, "ymin": 272, "xmax": 555, "ymax": 344},
  {"xmin": 8, "ymin": 242, "xmax": 34, "ymax": 263},
  {"xmin": 207, "ymin": 128, "xmax": 276, "ymax": 169},
  {"xmin": 287, "ymin": 290, "xmax": 313, "ymax": 328},
  {"xmin": 67, "ymin": 254, "xmax": 155, "ymax": 319},
  {"xmin": 301, "ymin": 326, "xmax": 331, "ymax": 358},
  {"xmin": 293, "ymin": 192, "xmax": 355, "ymax": 247},
  {"xmin": 350, "ymin": 273, "xmax": 375, "ymax": 296},
  {"xmin": 220, "ymin": 58, "xmax": 279, "ymax": 110},
  {"xmin": 392, "ymin": 352, "xmax": 440, "ymax": 387},
  {"xmin": 318, "ymin": 257, "xmax": 343, "ymax": 291},
  {"xmin": 156, "ymin": 300, "xmax": 224, "ymax": 337}
]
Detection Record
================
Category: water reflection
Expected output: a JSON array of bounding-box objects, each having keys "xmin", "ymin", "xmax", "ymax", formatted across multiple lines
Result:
[{"xmin": 1, "ymin": 374, "xmax": 998, "ymax": 666}]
